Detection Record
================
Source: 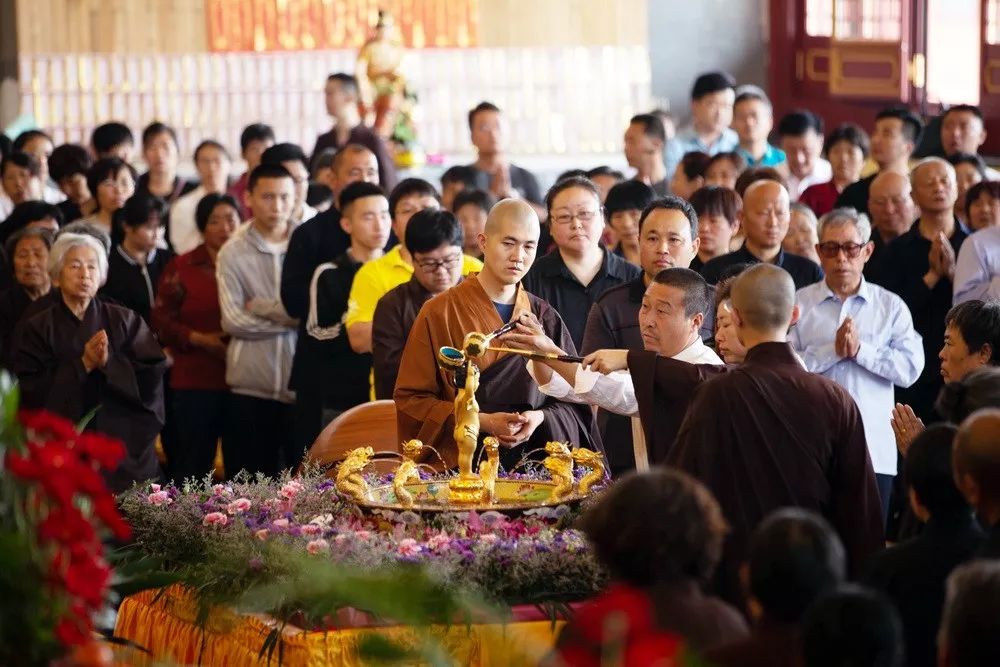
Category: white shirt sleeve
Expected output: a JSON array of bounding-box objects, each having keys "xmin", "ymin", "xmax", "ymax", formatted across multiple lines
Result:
[
  {"xmin": 572, "ymin": 369, "xmax": 638, "ymax": 416},
  {"xmin": 526, "ymin": 360, "xmax": 578, "ymax": 401}
]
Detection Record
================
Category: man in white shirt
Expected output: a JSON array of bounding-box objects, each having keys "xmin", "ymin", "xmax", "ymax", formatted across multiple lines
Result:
[
  {"xmin": 954, "ymin": 225, "xmax": 1000, "ymax": 304},
  {"xmin": 777, "ymin": 110, "xmax": 831, "ymax": 200},
  {"xmin": 169, "ymin": 140, "xmax": 233, "ymax": 254},
  {"xmin": 505, "ymin": 268, "xmax": 722, "ymax": 462}
]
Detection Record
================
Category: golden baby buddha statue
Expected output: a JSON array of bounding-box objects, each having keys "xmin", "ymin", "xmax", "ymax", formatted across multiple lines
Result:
[{"xmin": 335, "ymin": 326, "xmax": 606, "ymax": 512}]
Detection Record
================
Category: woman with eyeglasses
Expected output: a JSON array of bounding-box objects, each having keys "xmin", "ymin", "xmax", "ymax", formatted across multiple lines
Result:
[
  {"xmin": 522, "ymin": 176, "xmax": 641, "ymax": 349},
  {"xmin": 74, "ymin": 157, "xmax": 137, "ymax": 240}
]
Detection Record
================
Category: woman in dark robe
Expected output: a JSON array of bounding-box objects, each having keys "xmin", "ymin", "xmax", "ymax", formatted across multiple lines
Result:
[
  {"xmin": 11, "ymin": 232, "xmax": 166, "ymax": 493},
  {"xmin": 0, "ymin": 227, "xmax": 53, "ymax": 363}
]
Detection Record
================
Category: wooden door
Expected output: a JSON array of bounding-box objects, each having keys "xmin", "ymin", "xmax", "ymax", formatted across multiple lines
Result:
[
  {"xmin": 770, "ymin": 0, "xmax": 920, "ymax": 131},
  {"xmin": 981, "ymin": 0, "xmax": 1000, "ymax": 152}
]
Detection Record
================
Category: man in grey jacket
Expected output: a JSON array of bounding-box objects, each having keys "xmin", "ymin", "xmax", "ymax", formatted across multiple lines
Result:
[{"xmin": 217, "ymin": 163, "xmax": 300, "ymax": 478}]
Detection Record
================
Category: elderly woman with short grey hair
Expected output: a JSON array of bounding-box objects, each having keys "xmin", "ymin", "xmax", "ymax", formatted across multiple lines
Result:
[{"xmin": 11, "ymin": 232, "xmax": 167, "ymax": 492}]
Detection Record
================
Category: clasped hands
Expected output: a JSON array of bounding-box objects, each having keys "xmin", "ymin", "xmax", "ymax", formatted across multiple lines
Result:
[
  {"xmin": 835, "ymin": 316, "xmax": 861, "ymax": 359},
  {"xmin": 81, "ymin": 330, "xmax": 110, "ymax": 373},
  {"xmin": 925, "ymin": 232, "xmax": 956, "ymax": 287}
]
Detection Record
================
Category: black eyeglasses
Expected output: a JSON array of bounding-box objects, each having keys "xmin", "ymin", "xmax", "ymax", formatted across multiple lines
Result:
[
  {"xmin": 415, "ymin": 255, "xmax": 461, "ymax": 272},
  {"xmin": 817, "ymin": 241, "xmax": 867, "ymax": 259}
]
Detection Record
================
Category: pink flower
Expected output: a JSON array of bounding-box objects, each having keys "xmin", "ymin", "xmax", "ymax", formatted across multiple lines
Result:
[
  {"xmin": 397, "ymin": 538, "xmax": 421, "ymax": 557},
  {"xmin": 226, "ymin": 498, "xmax": 252, "ymax": 515},
  {"xmin": 479, "ymin": 533, "xmax": 499, "ymax": 545},
  {"xmin": 334, "ymin": 533, "xmax": 349, "ymax": 543},
  {"xmin": 354, "ymin": 529, "xmax": 371, "ymax": 540},
  {"xmin": 427, "ymin": 532, "xmax": 451, "ymax": 552},
  {"xmin": 149, "ymin": 483, "xmax": 161, "ymax": 493},
  {"xmin": 212, "ymin": 484, "xmax": 232, "ymax": 497},
  {"xmin": 147, "ymin": 491, "xmax": 172, "ymax": 506},
  {"xmin": 271, "ymin": 518, "xmax": 290, "ymax": 529},
  {"xmin": 306, "ymin": 539, "xmax": 329, "ymax": 554},
  {"xmin": 202, "ymin": 512, "xmax": 229, "ymax": 527},
  {"xmin": 301, "ymin": 523, "xmax": 322, "ymax": 536},
  {"xmin": 279, "ymin": 481, "xmax": 304, "ymax": 499},
  {"xmin": 255, "ymin": 529, "xmax": 269, "ymax": 541}
]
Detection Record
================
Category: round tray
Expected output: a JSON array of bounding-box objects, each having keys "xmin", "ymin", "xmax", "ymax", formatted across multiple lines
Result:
[{"xmin": 355, "ymin": 478, "xmax": 589, "ymax": 514}]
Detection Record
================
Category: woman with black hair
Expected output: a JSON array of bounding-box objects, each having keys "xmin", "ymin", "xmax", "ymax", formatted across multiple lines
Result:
[
  {"xmin": 552, "ymin": 469, "xmax": 747, "ymax": 665},
  {"xmin": 151, "ymin": 193, "xmax": 240, "ymax": 481},
  {"xmin": 99, "ymin": 193, "xmax": 173, "ymax": 323}
]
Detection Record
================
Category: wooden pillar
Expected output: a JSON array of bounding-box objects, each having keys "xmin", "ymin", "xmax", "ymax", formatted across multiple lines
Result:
[{"xmin": 0, "ymin": 0, "xmax": 18, "ymax": 131}]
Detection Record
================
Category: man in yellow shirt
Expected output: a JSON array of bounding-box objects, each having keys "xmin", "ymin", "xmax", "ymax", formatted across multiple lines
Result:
[{"xmin": 346, "ymin": 178, "xmax": 483, "ymax": 354}]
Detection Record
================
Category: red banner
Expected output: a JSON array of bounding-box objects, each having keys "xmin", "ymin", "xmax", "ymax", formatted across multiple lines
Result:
[{"xmin": 205, "ymin": 0, "xmax": 479, "ymax": 52}]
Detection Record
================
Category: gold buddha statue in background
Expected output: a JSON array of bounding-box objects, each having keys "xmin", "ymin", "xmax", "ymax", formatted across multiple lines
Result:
[{"xmin": 356, "ymin": 10, "xmax": 406, "ymax": 139}]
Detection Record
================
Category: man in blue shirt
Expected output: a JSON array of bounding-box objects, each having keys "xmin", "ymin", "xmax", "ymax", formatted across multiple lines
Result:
[
  {"xmin": 732, "ymin": 85, "xmax": 787, "ymax": 169},
  {"xmin": 664, "ymin": 71, "xmax": 740, "ymax": 179},
  {"xmin": 791, "ymin": 207, "xmax": 924, "ymax": 521}
]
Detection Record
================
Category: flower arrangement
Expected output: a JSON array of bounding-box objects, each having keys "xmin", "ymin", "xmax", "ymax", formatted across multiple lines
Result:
[
  {"xmin": 118, "ymin": 470, "xmax": 608, "ymax": 620},
  {"xmin": 0, "ymin": 375, "xmax": 131, "ymax": 665}
]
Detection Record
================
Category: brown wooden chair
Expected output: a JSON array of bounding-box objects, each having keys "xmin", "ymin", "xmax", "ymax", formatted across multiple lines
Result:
[{"xmin": 303, "ymin": 400, "xmax": 402, "ymax": 476}]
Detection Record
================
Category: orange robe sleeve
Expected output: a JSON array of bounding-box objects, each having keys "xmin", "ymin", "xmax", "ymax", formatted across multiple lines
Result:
[{"xmin": 393, "ymin": 299, "xmax": 461, "ymax": 466}]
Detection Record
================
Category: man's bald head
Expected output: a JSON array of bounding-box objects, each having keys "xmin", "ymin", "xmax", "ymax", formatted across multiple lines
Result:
[
  {"xmin": 479, "ymin": 199, "xmax": 540, "ymax": 286},
  {"xmin": 483, "ymin": 198, "xmax": 539, "ymax": 237},
  {"xmin": 731, "ymin": 263, "xmax": 796, "ymax": 333},
  {"xmin": 743, "ymin": 179, "xmax": 789, "ymax": 209},
  {"xmin": 870, "ymin": 170, "xmax": 911, "ymax": 199},
  {"xmin": 868, "ymin": 170, "xmax": 915, "ymax": 240},
  {"xmin": 740, "ymin": 180, "xmax": 791, "ymax": 253},
  {"xmin": 954, "ymin": 408, "xmax": 1000, "ymax": 503}
]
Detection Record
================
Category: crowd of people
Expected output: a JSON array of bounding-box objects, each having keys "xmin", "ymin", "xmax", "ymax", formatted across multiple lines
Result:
[{"xmin": 2, "ymin": 67, "xmax": 1000, "ymax": 665}]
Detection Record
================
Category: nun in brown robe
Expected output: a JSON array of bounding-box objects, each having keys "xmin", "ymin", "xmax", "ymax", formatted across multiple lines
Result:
[
  {"xmin": 394, "ymin": 275, "xmax": 600, "ymax": 470},
  {"xmin": 11, "ymin": 232, "xmax": 166, "ymax": 493}
]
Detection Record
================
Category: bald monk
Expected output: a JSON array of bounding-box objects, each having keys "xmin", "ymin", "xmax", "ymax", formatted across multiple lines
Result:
[
  {"xmin": 953, "ymin": 407, "xmax": 1000, "ymax": 557},
  {"xmin": 667, "ymin": 264, "xmax": 883, "ymax": 601},
  {"xmin": 866, "ymin": 170, "xmax": 916, "ymax": 284},
  {"xmin": 393, "ymin": 199, "xmax": 600, "ymax": 470}
]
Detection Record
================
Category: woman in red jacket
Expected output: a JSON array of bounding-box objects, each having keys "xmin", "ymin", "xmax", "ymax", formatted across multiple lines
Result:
[{"xmin": 151, "ymin": 193, "xmax": 239, "ymax": 481}]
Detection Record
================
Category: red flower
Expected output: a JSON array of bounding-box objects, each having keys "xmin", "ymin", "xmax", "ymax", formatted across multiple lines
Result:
[
  {"xmin": 74, "ymin": 432, "xmax": 125, "ymax": 471},
  {"xmin": 91, "ymin": 494, "xmax": 132, "ymax": 541},
  {"xmin": 38, "ymin": 506, "xmax": 96, "ymax": 546},
  {"xmin": 54, "ymin": 616, "xmax": 89, "ymax": 648},
  {"xmin": 19, "ymin": 410, "xmax": 78, "ymax": 441},
  {"xmin": 64, "ymin": 557, "xmax": 111, "ymax": 608}
]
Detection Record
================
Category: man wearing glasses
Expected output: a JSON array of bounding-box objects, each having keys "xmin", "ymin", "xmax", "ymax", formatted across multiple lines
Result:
[
  {"xmin": 372, "ymin": 209, "xmax": 466, "ymax": 400},
  {"xmin": 791, "ymin": 207, "xmax": 924, "ymax": 522}
]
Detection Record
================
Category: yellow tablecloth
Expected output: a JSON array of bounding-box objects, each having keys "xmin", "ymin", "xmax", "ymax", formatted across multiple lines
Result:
[{"xmin": 115, "ymin": 587, "xmax": 564, "ymax": 666}]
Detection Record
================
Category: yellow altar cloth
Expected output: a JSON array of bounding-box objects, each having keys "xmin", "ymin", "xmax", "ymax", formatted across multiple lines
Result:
[{"xmin": 115, "ymin": 586, "xmax": 565, "ymax": 666}]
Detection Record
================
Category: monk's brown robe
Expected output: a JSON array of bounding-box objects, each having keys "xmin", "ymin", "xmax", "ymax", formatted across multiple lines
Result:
[
  {"xmin": 666, "ymin": 342, "xmax": 884, "ymax": 603},
  {"xmin": 394, "ymin": 276, "xmax": 601, "ymax": 469},
  {"xmin": 12, "ymin": 296, "xmax": 166, "ymax": 493}
]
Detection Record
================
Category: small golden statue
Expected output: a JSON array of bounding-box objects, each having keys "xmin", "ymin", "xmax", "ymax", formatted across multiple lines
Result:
[
  {"xmin": 543, "ymin": 441, "xmax": 575, "ymax": 502},
  {"xmin": 336, "ymin": 446, "xmax": 374, "ymax": 502},
  {"xmin": 393, "ymin": 439, "xmax": 424, "ymax": 508},
  {"xmin": 356, "ymin": 10, "xmax": 406, "ymax": 139},
  {"xmin": 448, "ymin": 359, "xmax": 486, "ymax": 503},
  {"xmin": 572, "ymin": 448, "xmax": 607, "ymax": 495},
  {"xmin": 478, "ymin": 436, "xmax": 501, "ymax": 504}
]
